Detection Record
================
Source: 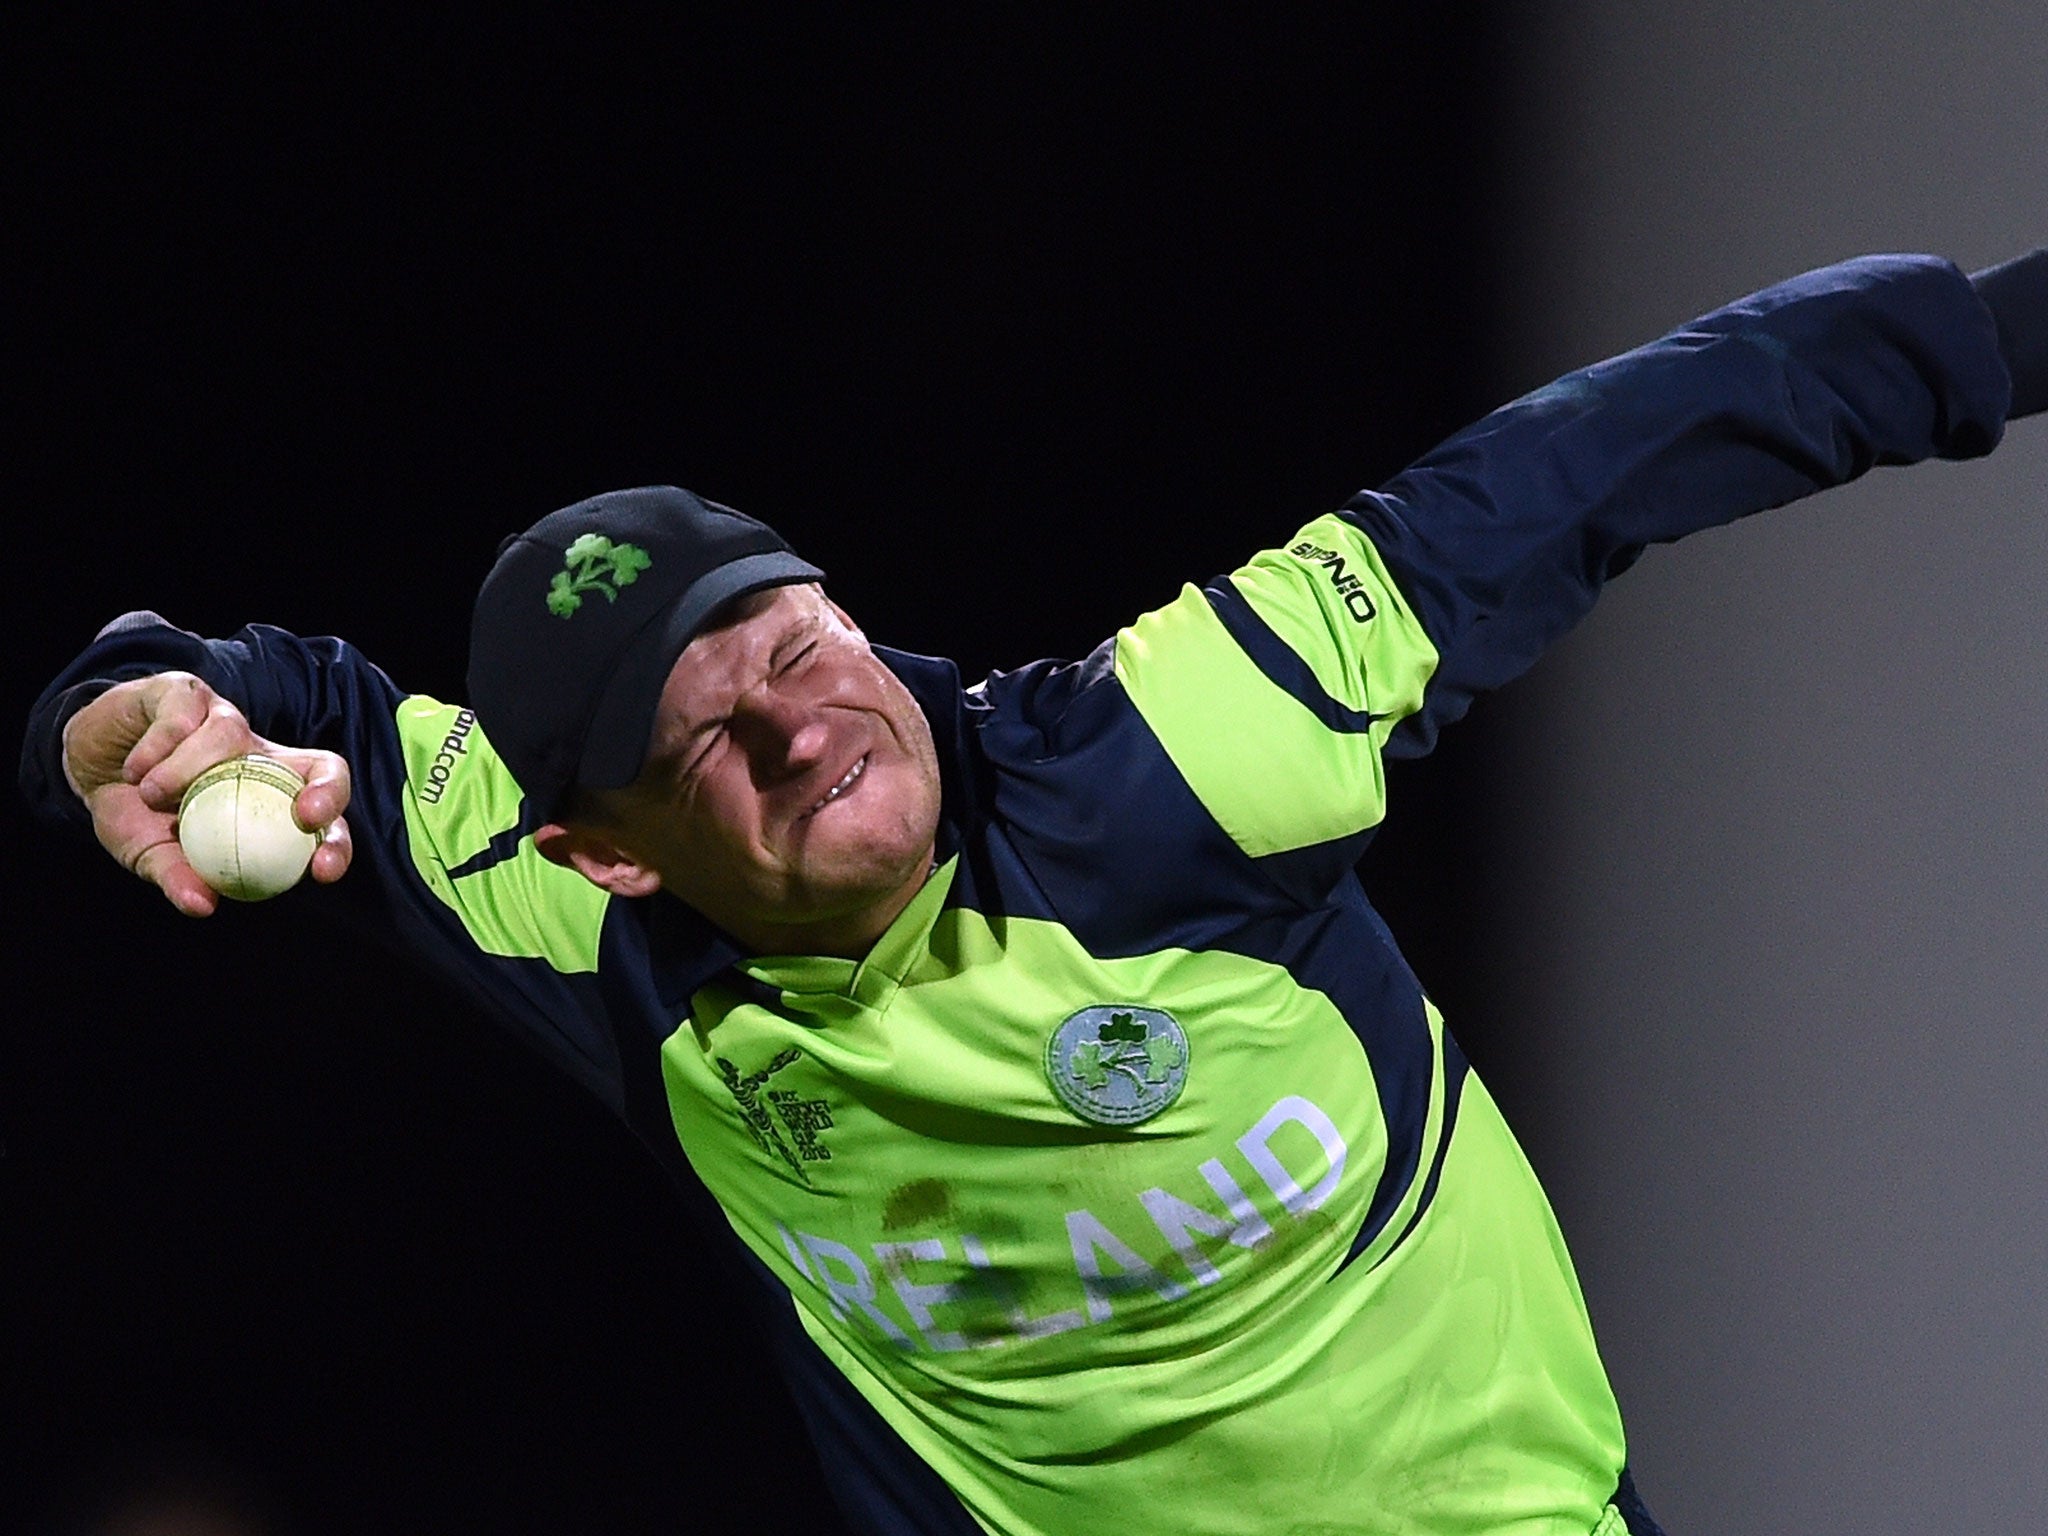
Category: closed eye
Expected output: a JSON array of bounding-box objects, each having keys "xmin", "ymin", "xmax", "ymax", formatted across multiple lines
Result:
[
  {"xmin": 674, "ymin": 622, "xmax": 822, "ymax": 778},
  {"xmin": 680, "ymin": 718, "xmax": 727, "ymax": 777},
  {"xmin": 769, "ymin": 618, "xmax": 823, "ymax": 674}
]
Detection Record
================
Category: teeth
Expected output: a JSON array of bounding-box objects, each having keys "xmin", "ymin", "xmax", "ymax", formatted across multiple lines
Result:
[{"xmin": 812, "ymin": 755, "xmax": 866, "ymax": 813}]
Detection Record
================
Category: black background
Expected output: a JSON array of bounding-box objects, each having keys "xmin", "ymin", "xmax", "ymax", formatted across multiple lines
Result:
[{"xmin": 7, "ymin": 12, "xmax": 1526, "ymax": 1532}]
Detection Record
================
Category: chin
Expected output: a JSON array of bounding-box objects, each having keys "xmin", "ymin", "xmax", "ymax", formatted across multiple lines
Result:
[{"xmin": 787, "ymin": 760, "xmax": 937, "ymax": 906}]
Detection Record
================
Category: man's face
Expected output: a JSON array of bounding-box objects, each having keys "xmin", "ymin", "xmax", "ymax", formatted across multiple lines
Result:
[{"xmin": 590, "ymin": 583, "xmax": 942, "ymax": 952}]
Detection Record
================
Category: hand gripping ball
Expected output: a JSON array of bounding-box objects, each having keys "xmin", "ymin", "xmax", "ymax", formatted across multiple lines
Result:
[{"xmin": 177, "ymin": 755, "xmax": 318, "ymax": 901}]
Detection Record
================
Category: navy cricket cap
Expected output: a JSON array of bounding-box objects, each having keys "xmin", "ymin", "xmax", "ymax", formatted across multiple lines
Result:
[{"xmin": 467, "ymin": 485, "xmax": 823, "ymax": 819}]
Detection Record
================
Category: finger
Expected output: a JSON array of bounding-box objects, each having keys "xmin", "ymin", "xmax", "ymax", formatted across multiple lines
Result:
[
  {"xmin": 66, "ymin": 673, "xmax": 204, "ymax": 798},
  {"xmin": 134, "ymin": 707, "xmax": 263, "ymax": 811},
  {"xmin": 133, "ymin": 839, "xmax": 221, "ymax": 917},
  {"xmin": 87, "ymin": 780, "xmax": 176, "ymax": 866},
  {"xmin": 281, "ymin": 750, "xmax": 353, "ymax": 831},
  {"xmin": 309, "ymin": 814, "xmax": 353, "ymax": 884},
  {"xmin": 89, "ymin": 782, "xmax": 221, "ymax": 917},
  {"xmin": 120, "ymin": 674, "xmax": 220, "ymax": 785}
]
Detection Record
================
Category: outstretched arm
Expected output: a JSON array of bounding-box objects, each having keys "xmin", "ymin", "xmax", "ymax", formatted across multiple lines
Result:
[
  {"xmin": 1349, "ymin": 250, "xmax": 2039, "ymax": 759},
  {"xmin": 1112, "ymin": 250, "xmax": 2041, "ymax": 894},
  {"xmin": 21, "ymin": 612, "xmax": 631, "ymax": 1114}
]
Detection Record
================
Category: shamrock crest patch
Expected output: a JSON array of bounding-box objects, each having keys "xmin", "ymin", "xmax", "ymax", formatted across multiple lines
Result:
[
  {"xmin": 547, "ymin": 532, "xmax": 652, "ymax": 618},
  {"xmin": 1045, "ymin": 1005, "xmax": 1189, "ymax": 1127}
]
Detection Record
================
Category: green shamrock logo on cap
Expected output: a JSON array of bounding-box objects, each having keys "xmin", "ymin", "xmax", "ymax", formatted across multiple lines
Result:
[{"xmin": 547, "ymin": 533, "xmax": 653, "ymax": 618}]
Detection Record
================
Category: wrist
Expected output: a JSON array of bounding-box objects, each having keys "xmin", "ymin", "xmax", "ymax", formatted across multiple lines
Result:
[{"xmin": 1970, "ymin": 248, "xmax": 2048, "ymax": 420}]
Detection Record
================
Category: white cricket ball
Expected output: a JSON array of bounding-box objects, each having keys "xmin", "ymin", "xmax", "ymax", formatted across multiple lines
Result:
[{"xmin": 177, "ymin": 754, "xmax": 319, "ymax": 901}]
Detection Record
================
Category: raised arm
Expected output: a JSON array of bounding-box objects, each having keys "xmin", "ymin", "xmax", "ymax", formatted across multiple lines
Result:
[
  {"xmin": 1354, "ymin": 250, "xmax": 2040, "ymax": 757},
  {"xmin": 1111, "ymin": 251, "xmax": 2041, "ymax": 896}
]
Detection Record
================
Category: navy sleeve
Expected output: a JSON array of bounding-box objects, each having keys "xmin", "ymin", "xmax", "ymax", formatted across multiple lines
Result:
[
  {"xmin": 19, "ymin": 611, "xmax": 635, "ymax": 1117},
  {"xmin": 1340, "ymin": 254, "xmax": 2015, "ymax": 758},
  {"xmin": 22, "ymin": 610, "xmax": 407, "ymax": 810}
]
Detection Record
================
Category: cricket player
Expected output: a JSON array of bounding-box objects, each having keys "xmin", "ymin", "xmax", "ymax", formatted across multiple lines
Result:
[{"xmin": 23, "ymin": 249, "xmax": 2045, "ymax": 1534}]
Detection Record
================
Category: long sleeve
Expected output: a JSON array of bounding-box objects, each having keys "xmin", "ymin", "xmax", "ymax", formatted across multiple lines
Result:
[
  {"xmin": 1348, "ymin": 253, "xmax": 2014, "ymax": 759},
  {"xmin": 1972, "ymin": 247, "xmax": 2048, "ymax": 419},
  {"xmin": 1110, "ymin": 254, "xmax": 2017, "ymax": 899},
  {"xmin": 19, "ymin": 611, "xmax": 633, "ymax": 1114},
  {"xmin": 21, "ymin": 610, "xmax": 406, "ymax": 835}
]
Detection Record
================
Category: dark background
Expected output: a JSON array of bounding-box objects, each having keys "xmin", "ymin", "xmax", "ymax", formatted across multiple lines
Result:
[{"xmin": 7, "ymin": 13, "xmax": 1525, "ymax": 1532}]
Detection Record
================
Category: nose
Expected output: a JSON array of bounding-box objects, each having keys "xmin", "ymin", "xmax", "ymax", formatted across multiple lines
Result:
[{"xmin": 729, "ymin": 683, "xmax": 831, "ymax": 779}]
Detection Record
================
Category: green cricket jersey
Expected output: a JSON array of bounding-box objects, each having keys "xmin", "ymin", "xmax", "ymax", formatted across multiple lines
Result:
[
  {"xmin": 652, "ymin": 516, "xmax": 1625, "ymax": 1535},
  {"xmin": 26, "ymin": 254, "xmax": 2024, "ymax": 1534}
]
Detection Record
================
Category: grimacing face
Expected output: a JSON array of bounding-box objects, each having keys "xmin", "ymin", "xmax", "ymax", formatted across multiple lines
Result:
[{"xmin": 561, "ymin": 583, "xmax": 943, "ymax": 956}]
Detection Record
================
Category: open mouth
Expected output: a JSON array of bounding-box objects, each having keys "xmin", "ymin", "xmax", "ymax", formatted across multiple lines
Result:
[{"xmin": 803, "ymin": 753, "xmax": 869, "ymax": 817}]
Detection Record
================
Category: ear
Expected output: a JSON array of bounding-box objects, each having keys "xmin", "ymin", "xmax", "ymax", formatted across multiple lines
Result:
[{"xmin": 532, "ymin": 821, "xmax": 664, "ymax": 899}]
